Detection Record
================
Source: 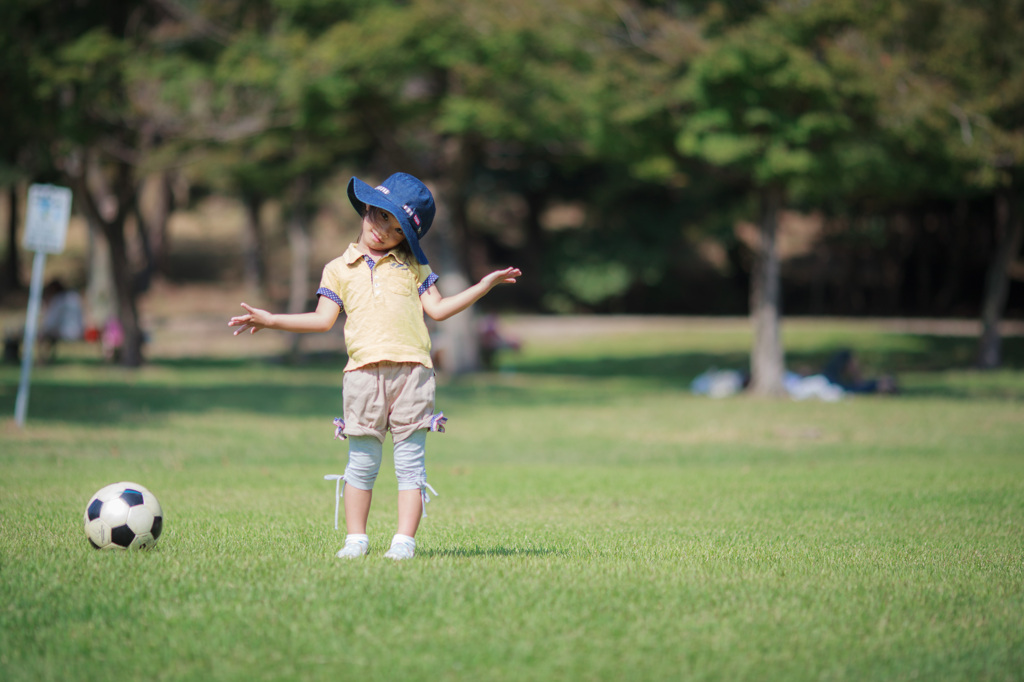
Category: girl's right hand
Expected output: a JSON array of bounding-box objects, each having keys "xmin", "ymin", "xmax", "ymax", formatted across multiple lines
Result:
[{"xmin": 228, "ymin": 303, "xmax": 272, "ymax": 335}]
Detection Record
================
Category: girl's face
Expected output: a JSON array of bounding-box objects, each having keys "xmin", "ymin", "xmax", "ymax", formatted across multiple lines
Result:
[{"xmin": 359, "ymin": 205, "xmax": 406, "ymax": 253}]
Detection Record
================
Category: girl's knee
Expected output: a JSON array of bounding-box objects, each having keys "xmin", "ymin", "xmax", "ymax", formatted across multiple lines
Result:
[
  {"xmin": 393, "ymin": 429, "xmax": 426, "ymax": 490},
  {"xmin": 343, "ymin": 467, "xmax": 380, "ymax": 490},
  {"xmin": 345, "ymin": 436, "xmax": 383, "ymax": 489},
  {"xmin": 394, "ymin": 464, "xmax": 426, "ymax": 490}
]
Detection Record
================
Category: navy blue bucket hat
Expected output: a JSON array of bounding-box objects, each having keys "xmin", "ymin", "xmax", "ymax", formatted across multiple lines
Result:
[{"xmin": 348, "ymin": 172, "xmax": 436, "ymax": 265}]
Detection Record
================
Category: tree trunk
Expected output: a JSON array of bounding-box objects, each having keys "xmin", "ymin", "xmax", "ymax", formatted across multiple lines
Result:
[
  {"xmin": 977, "ymin": 189, "xmax": 1023, "ymax": 369},
  {"xmin": 132, "ymin": 171, "xmax": 176, "ymax": 289},
  {"xmin": 132, "ymin": 195, "xmax": 153, "ymax": 295},
  {"xmin": 522, "ymin": 189, "xmax": 548, "ymax": 308},
  {"xmin": 85, "ymin": 217, "xmax": 115, "ymax": 332},
  {"xmin": 934, "ymin": 201, "xmax": 969, "ymax": 314},
  {"xmin": 143, "ymin": 171, "xmax": 174, "ymax": 280},
  {"xmin": 4, "ymin": 184, "xmax": 21, "ymax": 293},
  {"xmin": 242, "ymin": 193, "xmax": 266, "ymax": 294},
  {"xmin": 104, "ymin": 214, "xmax": 145, "ymax": 366},
  {"xmin": 73, "ymin": 156, "xmax": 145, "ymax": 366},
  {"xmin": 286, "ymin": 176, "xmax": 312, "ymax": 361},
  {"xmin": 430, "ymin": 136, "xmax": 482, "ymax": 375},
  {"xmin": 747, "ymin": 186, "xmax": 786, "ymax": 397}
]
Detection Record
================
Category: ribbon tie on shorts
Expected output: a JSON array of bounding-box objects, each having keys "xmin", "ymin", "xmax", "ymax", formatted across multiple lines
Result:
[
  {"xmin": 323, "ymin": 474, "xmax": 345, "ymax": 530},
  {"xmin": 419, "ymin": 480, "xmax": 439, "ymax": 518},
  {"xmin": 335, "ymin": 414, "xmax": 445, "ymax": 439}
]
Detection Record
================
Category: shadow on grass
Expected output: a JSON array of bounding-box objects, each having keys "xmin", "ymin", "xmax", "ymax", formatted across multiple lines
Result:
[
  {"xmin": 505, "ymin": 334, "xmax": 1024, "ymax": 399},
  {"xmin": 0, "ymin": 382, "xmax": 341, "ymax": 424},
  {"xmin": 0, "ymin": 375, "xmax": 645, "ymax": 425},
  {"xmin": 894, "ymin": 382, "xmax": 1024, "ymax": 401},
  {"xmin": 510, "ymin": 335, "xmax": 1023, "ymax": 379},
  {"xmin": 420, "ymin": 545, "xmax": 561, "ymax": 559},
  {"xmin": 2, "ymin": 335, "xmax": 1020, "ymax": 425},
  {"xmin": 0, "ymin": 354, "xmax": 633, "ymax": 426}
]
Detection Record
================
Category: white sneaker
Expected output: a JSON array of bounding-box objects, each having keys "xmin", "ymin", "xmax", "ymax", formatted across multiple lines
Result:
[
  {"xmin": 384, "ymin": 535, "xmax": 416, "ymax": 561},
  {"xmin": 335, "ymin": 535, "xmax": 369, "ymax": 559}
]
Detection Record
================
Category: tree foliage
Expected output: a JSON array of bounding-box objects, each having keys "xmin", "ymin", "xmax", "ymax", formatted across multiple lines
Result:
[{"xmin": 2, "ymin": 0, "xmax": 1022, "ymax": 375}]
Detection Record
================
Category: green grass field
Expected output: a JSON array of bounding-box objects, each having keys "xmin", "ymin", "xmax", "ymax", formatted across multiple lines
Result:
[{"xmin": 1, "ymin": 318, "xmax": 1022, "ymax": 681}]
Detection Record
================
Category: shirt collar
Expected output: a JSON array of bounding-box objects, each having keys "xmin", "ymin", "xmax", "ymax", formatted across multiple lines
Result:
[{"xmin": 343, "ymin": 243, "xmax": 411, "ymax": 267}]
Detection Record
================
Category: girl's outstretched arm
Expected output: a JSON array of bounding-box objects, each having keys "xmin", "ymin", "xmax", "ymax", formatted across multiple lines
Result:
[
  {"xmin": 228, "ymin": 296, "xmax": 341, "ymax": 335},
  {"xmin": 420, "ymin": 267, "xmax": 521, "ymax": 322}
]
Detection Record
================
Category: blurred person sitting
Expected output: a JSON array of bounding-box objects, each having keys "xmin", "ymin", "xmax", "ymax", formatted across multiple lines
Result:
[
  {"xmin": 3, "ymin": 279, "xmax": 85, "ymax": 364},
  {"xmin": 478, "ymin": 314, "xmax": 521, "ymax": 370},
  {"xmin": 38, "ymin": 279, "xmax": 85, "ymax": 363},
  {"xmin": 821, "ymin": 348, "xmax": 898, "ymax": 395},
  {"xmin": 101, "ymin": 315, "xmax": 124, "ymax": 362}
]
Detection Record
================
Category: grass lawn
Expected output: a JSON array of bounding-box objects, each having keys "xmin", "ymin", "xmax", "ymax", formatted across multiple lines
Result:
[{"xmin": 1, "ymin": 317, "xmax": 1022, "ymax": 681}]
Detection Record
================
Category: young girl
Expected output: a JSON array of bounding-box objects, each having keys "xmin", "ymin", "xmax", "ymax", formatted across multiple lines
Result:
[{"xmin": 228, "ymin": 172, "xmax": 520, "ymax": 560}]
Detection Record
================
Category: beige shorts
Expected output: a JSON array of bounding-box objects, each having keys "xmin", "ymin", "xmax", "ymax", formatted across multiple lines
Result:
[{"xmin": 342, "ymin": 362, "xmax": 437, "ymax": 443}]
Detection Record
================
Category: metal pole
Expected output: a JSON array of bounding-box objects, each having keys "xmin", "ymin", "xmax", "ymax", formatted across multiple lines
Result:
[{"xmin": 14, "ymin": 251, "xmax": 47, "ymax": 427}]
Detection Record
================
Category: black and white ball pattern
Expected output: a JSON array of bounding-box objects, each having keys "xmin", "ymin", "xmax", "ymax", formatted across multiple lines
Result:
[{"xmin": 84, "ymin": 482, "xmax": 163, "ymax": 550}]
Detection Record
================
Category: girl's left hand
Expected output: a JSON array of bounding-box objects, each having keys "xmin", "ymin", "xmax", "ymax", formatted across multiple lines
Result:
[{"xmin": 482, "ymin": 267, "xmax": 522, "ymax": 290}]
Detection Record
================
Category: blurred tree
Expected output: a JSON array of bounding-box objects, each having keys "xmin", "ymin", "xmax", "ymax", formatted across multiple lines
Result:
[
  {"xmin": 417, "ymin": 1, "xmax": 708, "ymax": 317},
  {"xmin": 144, "ymin": 1, "xmax": 382, "ymax": 360},
  {"xmin": 1, "ymin": 0, "xmax": 246, "ymax": 365},
  {"xmin": 5, "ymin": 0, "xmax": 1021, "ymax": 377},
  {"xmin": 923, "ymin": 0, "xmax": 1023, "ymax": 368},
  {"xmin": 20, "ymin": 2, "xmax": 155, "ymax": 366},
  {"xmin": 676, "ymin": 4, "xmax": 883, "ymax": 395},
  {"xmin": 169, "ymin": 8, "xmax": 363, "ymax": 301},
  {"xmin": 539, "ymin": 1, "xmax": 700, "ymax": 312},
  {"xmin": 414, "ymin": 0, "xmax": 615, "ymax": 352},
  {"xmin": 858, "ymin": 0, "xmax": 1024, "ymax": 366},
  {"xmin": 274, "ymin": 0, "xmax": 625, "ymax": 370},
  {"xmin": 0, "ymin": 0, "xmax": 63, "ymax": 295}
]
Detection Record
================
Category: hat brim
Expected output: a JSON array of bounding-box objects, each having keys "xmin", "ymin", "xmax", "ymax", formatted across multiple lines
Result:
[{"xmin": 347, "ymin": 177, "xmax": 429, "ymax": 265}]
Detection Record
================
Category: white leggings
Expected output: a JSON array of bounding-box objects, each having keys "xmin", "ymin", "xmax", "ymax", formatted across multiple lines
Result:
[{"xmin": 343, "ymin": 430, "xmax": 427, "ymax": 492}]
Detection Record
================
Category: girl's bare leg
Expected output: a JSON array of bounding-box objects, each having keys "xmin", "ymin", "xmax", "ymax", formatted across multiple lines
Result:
[
  {"xmin": 396, "ymin": 489, "xmax": 422, "ymax": 537},
  {"xmin": 344, "ymin": 484, "xmax": 373, "ymax": 535}
]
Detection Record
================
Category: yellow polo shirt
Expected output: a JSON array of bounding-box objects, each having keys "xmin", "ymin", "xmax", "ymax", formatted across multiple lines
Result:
[{"xmin": 317, "ymin": 244, "xmax": 436, "ymax": 371}]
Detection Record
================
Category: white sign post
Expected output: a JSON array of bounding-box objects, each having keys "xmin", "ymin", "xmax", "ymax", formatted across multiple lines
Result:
[{"xmin": 14, "ymin": 184, "xmax": 73, "ymax": 427}]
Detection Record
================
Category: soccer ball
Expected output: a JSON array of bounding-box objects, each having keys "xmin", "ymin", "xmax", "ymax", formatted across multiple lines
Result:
[{"xmin": 84, "ymin": 482, "xmax": 164, "ymax": 550}]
